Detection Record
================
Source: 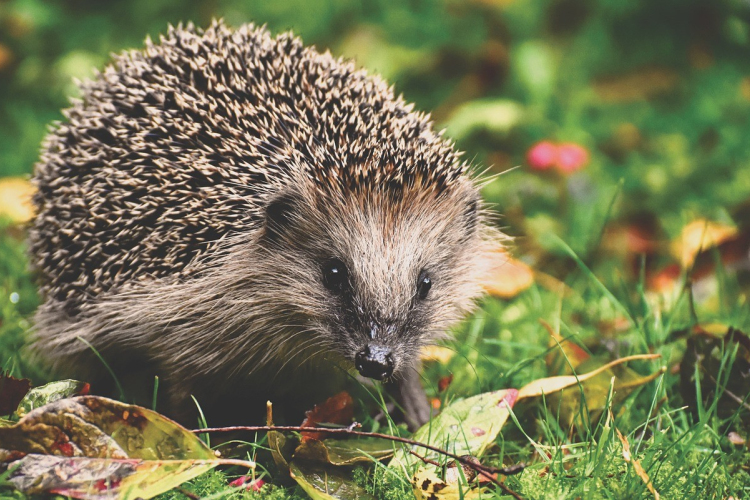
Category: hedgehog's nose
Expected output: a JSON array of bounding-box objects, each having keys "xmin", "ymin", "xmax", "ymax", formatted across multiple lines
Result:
[{"xmin": 355, "ymin": 345, "xmax": 394, "ymax": 380}]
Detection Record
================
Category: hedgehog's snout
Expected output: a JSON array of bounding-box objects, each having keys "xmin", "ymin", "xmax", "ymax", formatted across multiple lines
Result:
[{"xmin": 355, "ymin": 344, "xmax": 394, "ymax": 380}]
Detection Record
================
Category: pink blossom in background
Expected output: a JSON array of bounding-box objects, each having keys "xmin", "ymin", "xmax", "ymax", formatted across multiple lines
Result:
[
  {"xmin": 526, "ymin": 141, "xmax": 558, "ymax": 170},
  {"xmin": 556, "ymin": 142, "xmax": 589, "ymax": 173},
  {"xmin": 526, "ymin": 140, "xmax": 590, "ymax": 174}
]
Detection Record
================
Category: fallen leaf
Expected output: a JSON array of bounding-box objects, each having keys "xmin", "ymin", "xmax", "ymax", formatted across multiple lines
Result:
[
  {"xmin": 545, "ymin": 356, "xmax": 667, "ymax": 429},
  {"xmin": 483, "ymin": 251, "xmax": 534, "ymax": 299},
  {"xmin": 0, "ymin": 177, "xmax": 35, "ymax": 223},
  {"xmin": 293, "ymin": 437, "xmax": 394, "ymax": 466},
  {"xmin": 444, "ymin": 456, "xmax": 480, "ymax": 484},
  {"xmin": 229, "ymin": 475, "xmax": 265, "ymax": 491},
  {"xmin": 420, "ymin": 345, "xmax": 454, "ymax": 364},
  {"xmin": 289, "ymin": 460, "xmax": 376, "ymax": 500},
  {"xmin": 438, "ymin": 374, "xmax": 454, "ymax": 393},
  {"xmin": 727, "ymin": 432, "xmax": 746, "ymax": 446},
  {"xmin": 0, "ymin": 373, "xmax": 31, "ymax": 416},
  {"xmin": 517, "ymin": 353, "xmax": 661, "ymax": 399},
  {"xmin": 671, "ymin": 219, "xmax": 737, "ymax": 268},
  {"xmin": 412, "ymin": 467, "xmax": 482, "ymax": 499},
  {"xmin": 267, "ymin": 401, "xmax": 291, "ymax": 472},
  {"xmin": 3, "ymin": 453, "xmax": 250, "ymax": 500},
  {"xmin": 647, "ymin": 264, "xmax": 682, "ymax": 295},
  {"xmin": 0, "ymin": 396, "xmax": 253, "ymax": 499},
  {"xmin": 301, "ymin": 392, "xmax": 354, "ymax": 442},
  {"xmin": 16, "ymin": 380, "xmax": 90, "ymax": 417},
  {"xmin": 390, "ymin": 389, "xmax": 517, "ymax": 472}
]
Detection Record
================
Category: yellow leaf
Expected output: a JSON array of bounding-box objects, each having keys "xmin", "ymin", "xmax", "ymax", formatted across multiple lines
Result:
[
  {"xmin": 482, "ymin": 252, "xmax": 534, "ymax": 299},
  {"xmin": 517, "ymin": 353, "xmax": 661, "ymax": 399},
  {"xmin": 0, "ymin": 177, "xmax": 35, "ymax": 223},
  {"xmin": 412, "ymin": 468, "xmax": 482, "ymax": 500},
  {"xmin": 671, "ymin": 219, "xmax": 736, "ymax": 268},
  {"xmin": 420, "ymin": 345, "xmax": 454, "ymax": 364}
]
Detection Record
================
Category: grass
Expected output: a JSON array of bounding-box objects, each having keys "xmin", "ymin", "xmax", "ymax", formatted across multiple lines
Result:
[{"xmin": 1, "ymin": 215, "xmax": 749, "ymax": 499}]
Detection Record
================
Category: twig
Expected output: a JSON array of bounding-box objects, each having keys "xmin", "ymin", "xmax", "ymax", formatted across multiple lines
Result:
[
  {"xmin": 409, "ymin": 449, "xmax": 441, "ymax": 467},
  {"xmin": 192, "ymin": 424, "xmax": 524, "ymax": 497}
]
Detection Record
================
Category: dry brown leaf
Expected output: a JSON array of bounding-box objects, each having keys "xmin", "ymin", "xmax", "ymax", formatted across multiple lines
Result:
[
  {"xmin": 615, "ymin": 425, "xmax": 660, "ymax": 499},
  {"xmin": 300, "ymin": 392, "xmax": 354, "ymax": 442},
  {"xmin": 483, "ymin": 252, "xmax": 534, "ymax": 299},
  {"xmin": 671, "ymin": 219, "xmax": 737, "ymax": 268},
  {"xmin": 727, "ymin": 432, "xmax": 746, "ymax": 446},
  {"xmin": 0, "ymin": 177, "xmax": 35, "ymax": 223}
]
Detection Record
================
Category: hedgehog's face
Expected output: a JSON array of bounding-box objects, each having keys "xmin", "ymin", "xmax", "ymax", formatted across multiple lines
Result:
[{"xmin": 260, "ymin": 179, "xmax": 490, "ymax": 382}]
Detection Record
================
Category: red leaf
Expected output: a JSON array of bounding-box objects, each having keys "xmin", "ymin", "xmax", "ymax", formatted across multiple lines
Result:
[
  {"xmin": 229, "ymin": 476, "xmax": 265, "ymax": 491},
  {"xmin": 300, "ymin": 392, "xmax": 354, "ymax": 442},
  {"xmin": 438, "ymin": 374, "xmax": 453, "ymax": 393}
]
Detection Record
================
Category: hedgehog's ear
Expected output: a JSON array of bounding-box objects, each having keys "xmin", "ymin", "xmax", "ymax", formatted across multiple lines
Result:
[{"xmin": 263, "ymin": 192, "xmax": 298, "ymax": 241}]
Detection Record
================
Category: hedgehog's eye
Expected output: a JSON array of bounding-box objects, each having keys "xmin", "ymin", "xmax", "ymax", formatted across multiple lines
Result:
[
  {"xmin": 417, "ymin": 270, "xmax": 432, "ymax": 300},
  {"xmin": 322, "ymin": 259, "xmax": 348, "ymax": 292}
]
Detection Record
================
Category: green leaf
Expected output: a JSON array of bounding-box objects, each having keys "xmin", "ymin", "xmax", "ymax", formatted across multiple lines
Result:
[
  {"xmin": 389, "ymin": 389, "xmax": 518, "ymax": 473},
  {"xmin": 15, "ymin": 380, "xmax": 89, "ymax": 418},
  {"xmin": 289, "ymin": 460, "xmax": 376, "ymax": 500},
  {"xmin": 294, "ymin": 437, "xmax": 395, "ymax": 466}
]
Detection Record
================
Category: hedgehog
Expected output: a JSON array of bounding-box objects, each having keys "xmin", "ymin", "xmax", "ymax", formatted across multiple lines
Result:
[{"xmin": 28, "ymin": 20, "xmax": 501, "ymax": 428}]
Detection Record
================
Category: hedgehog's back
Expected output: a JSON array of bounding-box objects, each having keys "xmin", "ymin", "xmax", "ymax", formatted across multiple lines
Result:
[{"xmin": 29, "ymin": 21, "xmax": 462, "ymax": 314}]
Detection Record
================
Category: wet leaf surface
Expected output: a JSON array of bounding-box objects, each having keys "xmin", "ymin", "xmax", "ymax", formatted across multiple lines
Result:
[
  {"xmin": 301, "ymin": 392, "xmax": 354, "ymax": 442},
  {"xmin": 389, "ymin": 389, "xmax": 518, "ymax": 472},
  {"xmin": 15, "ymin": 379, "xmax": 90, "ymax": 417},
  {"xmin": 289, "ymin": 460, "xmax": 376, "ymax": 500},
  {"xmin": 294, "ymin": 437, "xmax": 394, "ymax": 466},
  {"xmin": 0, "ymin": 396, "xmax": 253, "ymax": 499}
]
